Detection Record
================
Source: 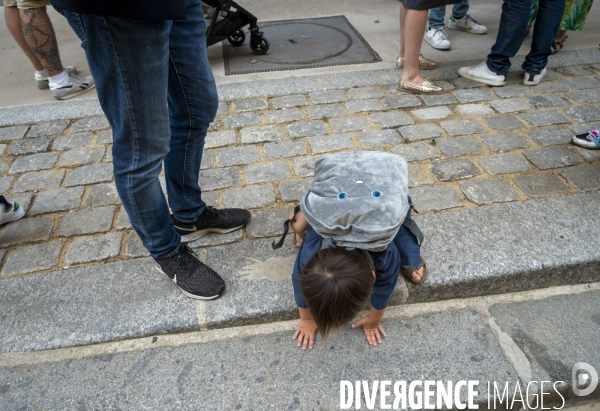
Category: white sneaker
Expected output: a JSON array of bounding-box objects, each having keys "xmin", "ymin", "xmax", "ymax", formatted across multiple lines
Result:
[
  {"xmin": 523, "ymin": 68, "xmax": 546, "ymax": 86},
  {"xmin": 35, "ymin": 66, "xmax": 78, "ymax": 90},
  {"xmin": 458, "ymin": 61, "xmax": 506, "ymax": 86},
  {"xmin": 0, "ymin": 198, "xmax": 25, "ymax": 225},
  {"xmin": 447, "ymin": 15, "xmax": 488, "ymax": 34},
  {"xmin": 424, "ymin": 27, "xmax": 451, "ymax": 50},
  {"xmin": 50, "ymin": 73, "xmax": 95, "ymax": 100}
]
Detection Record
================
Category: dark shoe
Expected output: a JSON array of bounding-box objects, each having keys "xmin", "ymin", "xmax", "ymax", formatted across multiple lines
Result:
[
  {"xmin": 172, "ymin": 206, "xmax": 251, "ymax": 243},
  {"xmin": 154, "ymin": 245, "xmax": 225, "ymax": 300}
]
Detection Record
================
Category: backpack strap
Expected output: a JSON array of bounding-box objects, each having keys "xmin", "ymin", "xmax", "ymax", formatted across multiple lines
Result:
[
  {"xmin": 271, "ymin": 205, "xmax": 301, "ymax": 250},
  {"xmin": 402, "ymin": 217, "xmax": 424, "ymax": 246},
  {"xmin": 319, "ymin": 238, "xmax": 376, "ymax": 272}
]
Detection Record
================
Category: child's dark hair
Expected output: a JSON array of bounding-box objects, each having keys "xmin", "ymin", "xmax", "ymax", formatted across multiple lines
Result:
[{"xmin": 300, "ymin": 248, "xmax": 374, "ymax": 339}]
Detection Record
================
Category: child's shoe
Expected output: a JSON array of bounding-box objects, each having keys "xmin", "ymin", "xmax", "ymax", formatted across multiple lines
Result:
[
  {"xmin": 0, "ymin": 196, "xmax": 25, "ymax": 225},
  {"xmin": 572, "ymin": 129, "xmax": 600, "ymax": 149}
]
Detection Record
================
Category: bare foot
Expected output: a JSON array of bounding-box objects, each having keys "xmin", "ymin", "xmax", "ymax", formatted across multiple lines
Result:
[{"xmin": 402, "ymin": 265, "xmax": 425, "ymax": 282}]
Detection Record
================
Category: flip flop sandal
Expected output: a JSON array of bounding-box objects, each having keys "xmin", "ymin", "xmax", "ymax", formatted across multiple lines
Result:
[
  {"xmin": 551, "ymin": 35, "xmax": 568, "ymax": 55},
  {"xmin": 401, "ymin": 257, "xmax": 427, "ymax": 284}
]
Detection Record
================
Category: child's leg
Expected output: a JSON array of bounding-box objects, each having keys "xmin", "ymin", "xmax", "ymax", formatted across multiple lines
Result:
[{"xmin": 394, "ymin": 197, "xmax": 424, "ymax": 282}]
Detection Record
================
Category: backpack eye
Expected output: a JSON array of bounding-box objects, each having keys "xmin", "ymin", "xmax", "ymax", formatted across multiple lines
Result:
[
  {"xmin": 372, "ymin": 190, "xmax": 382, "ymax": 198},
  {"xmin": 337, "ymin": 192, "xmax": 347, "ymax": 200}
]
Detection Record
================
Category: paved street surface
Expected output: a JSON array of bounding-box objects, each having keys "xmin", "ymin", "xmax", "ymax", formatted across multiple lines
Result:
[{"xmin": 0, "ymin": 45, "xmax": 599, "ymax": 408}]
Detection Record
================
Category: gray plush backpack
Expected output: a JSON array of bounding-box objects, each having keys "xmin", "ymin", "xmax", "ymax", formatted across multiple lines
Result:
[{"xmin": 272, "ymin": 151, "xmax": 423, "ymax": 253}]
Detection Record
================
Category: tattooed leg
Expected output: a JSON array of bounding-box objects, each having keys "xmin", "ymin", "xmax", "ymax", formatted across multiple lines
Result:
[
  {"xmin": 4, "ymin": 6, "xmax": 44, "ymax": 71},
  {"xmin": 20, "ymin": 7, "xmax": 64, "ymax": 76}
]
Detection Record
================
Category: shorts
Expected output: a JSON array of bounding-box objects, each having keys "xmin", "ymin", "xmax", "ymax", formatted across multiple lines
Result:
[
  {"xmin": 3, "ymin": 0, "xmax": 50, "ymax": 8},
  {"xmin": 401, "ymin": 0, "xmax": 461, "ymax": 10}
]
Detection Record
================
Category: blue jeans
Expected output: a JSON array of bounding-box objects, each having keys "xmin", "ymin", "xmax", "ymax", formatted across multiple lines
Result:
[
  {"xmin": 486, "ymin": 0, "xmax": 565, "ymax": 75},
  {"xmin": 52, "ymin": 0, "xmax": 219, "ymax": 259},
  {"xmin": 428, "ymin": 0, "xmax": 470, "ymax": 29}
]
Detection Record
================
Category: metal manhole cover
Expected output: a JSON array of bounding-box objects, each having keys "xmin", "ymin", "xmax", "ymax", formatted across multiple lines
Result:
[{"xmin": 223, "ymin": 15, "xmax": 381, "ymax": 75}]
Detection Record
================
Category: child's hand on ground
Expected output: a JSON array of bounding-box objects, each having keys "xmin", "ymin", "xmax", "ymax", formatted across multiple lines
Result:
[
  {"xmin": 293, "ymin": 317, "xmax": 317, "ymax": 350},
  {"xmin": 352, "ymin": 314, "xmax": 387, "ymax": 347}
]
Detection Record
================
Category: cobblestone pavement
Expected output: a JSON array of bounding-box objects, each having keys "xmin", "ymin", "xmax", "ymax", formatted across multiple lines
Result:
[{"xmin": 0, "ymin": 64, "xmax": 599, "ymax": 277}]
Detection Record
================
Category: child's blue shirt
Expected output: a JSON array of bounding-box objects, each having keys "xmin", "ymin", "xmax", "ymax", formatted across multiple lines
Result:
[{"xmin": 291, "ymin": 208, "xmax": 421, "ymax": 311}]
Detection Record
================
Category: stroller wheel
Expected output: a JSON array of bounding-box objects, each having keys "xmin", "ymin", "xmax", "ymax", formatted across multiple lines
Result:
[
  {"xmin": 250, "ymin": 36, "xmax": 269, "ymax": 55},
  {"xmin": 227, "ymin": 30, "xmax": 246, "ymax": 47}
]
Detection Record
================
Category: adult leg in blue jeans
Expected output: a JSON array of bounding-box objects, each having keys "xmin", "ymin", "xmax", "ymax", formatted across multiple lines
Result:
[
  {"xmin": 53, "ymin": 0, "xmax": 250, "ymax": 300},
  {"xmin": 425, "ymin": 1, "xmax": 486, "ymax": 50}
]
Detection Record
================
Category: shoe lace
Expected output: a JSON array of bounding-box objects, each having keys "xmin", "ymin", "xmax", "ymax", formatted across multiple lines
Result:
[
  {"xmin": 587, "ymin": 129, "xmax": 600, "ymax": 141},
  {"xmin": 171, "ymin": 245, "xmax": 198, "ymax": 279},
  {"xmin": 433, "ymin": 28, "xmax": 449, "ymax": 41},
  {"xmin": 465, "ymin": 15, "xmax": 481, "ymax": 26},
  {"xmin": 203, "ymin": 206, "xmax": 220, "ymax": 221}
]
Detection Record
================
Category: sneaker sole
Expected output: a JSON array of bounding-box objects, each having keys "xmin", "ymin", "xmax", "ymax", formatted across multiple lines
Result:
[
  {"xmin": 424, "ymin": 36, "xmax": 451, "ymax": 50},
  {"xmin": 446, "ymin": 25, "xmax": 487, "ymax": 34},
  {"xmin": 178, "ymin": 225, "xmax": 245, "ymax": 243},
  {"xmin": 1, "ymin": 206, "xmax": 25, "ymax": 225},
  {"xmin": 572, "ymin": 136, "xmax": 600, "ymax": 149},
  {"xmin": 458, "ymin": 70, "xmax": 506, "ymax": 87},
  {"xmin": 154, "ymin": 263, "xmax": 222, "ymax": 300},
  {"xmin": 53, "ymin": 83, "xmax": 96, "ymax": 100}
]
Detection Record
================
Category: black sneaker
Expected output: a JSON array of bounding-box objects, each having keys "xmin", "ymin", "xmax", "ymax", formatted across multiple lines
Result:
[
  {"xmin": 154, "ymin": 245, "xmax": 225, "ymax": 300},
  {"xmin": 172, "ymin": 206, "xmax": 251, "ymax": 243}
]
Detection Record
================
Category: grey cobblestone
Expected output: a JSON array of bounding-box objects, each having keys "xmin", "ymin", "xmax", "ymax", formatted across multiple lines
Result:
[
  {"xmin": 216, "ymin": 146, "xmax": 259, "ymax": 167},
  {"xmin": 116, "ymin": 206, "xmax": 132, "ymax": 230},
  {"xmin": 556, "ymin": 66, "xmax": 597, "ymax": 76},
  {"xmin": 188, "ymin": 229, "xmax": 242, "ymax": 248},
  {"xmin": 265, "ymin": 109, "xmax": 304, "ymax": 123},
  {"xmin": 0, "ymin": 159, "xmax": 8, "ymax": 174},
  {"xmin": 224, "ymin": 113, "xmax": 261, "ymax": 128},
  {"xmin": 8, "ymin": 137, "xmax": 50, "ymax": 155},
  {"xmin": 217, "ymin": 101, "xmax": 228, "ymax": 115},
  {"xmin": 0, "ymin": 216, "xmax": 54, "ymax": 247},
  {"xmin": 9, "ymin": 152, "xmax": 58, "ymax": 174},
  {"xmin": 460, "ymin": 178, "xmax": 519, "ymax": 205},
  {"xmin": 240, "ymin": 125, "xmax": 283, "ymax": 144},
  {"xmin": 532, "ymin": 81, "xmax": 569, "ymax": 93},
  {"xmin": 205, "ymin": 130, "xmax": 237, "ymax": 148},
  {"xmin": 369, "ymin": 111, "xmax": 413, "ymax": 128},
  {"xmin": 568, "ymin": 145, "xmax": 600, "ymax": 162},
  {"xmin": 420, "ymin": 93, "xmax": 458, "ymax": 106},
  {"xmin": 27, "ymin": 120, "xmax": 69, "ymax": 137},
  {"xmin": 200, "ymin": 151, "xmax": 213, "ymax": 170},
  {"xmin": 391, "ymin": 142, "xmax": 440, "ymax": 162},
  {"xmin": 244, "ymin": 161, "xmax": 290, "ymax": 184},
  {"xmin": 565, "ymin": 105, "xmax": 600, "ymax": 123},
  {"xmin": 430, "ymin": 158, "xmax": 481, "ymax": 181},
  {"xmin": 398, "ymin": 123, "xmax": 444, "ymax": 141},
  {"xmin": 64, "ymin": 164, "xmax": 113, "ymax": 186},
  {"xmin": 480, "ymin": 132, "xmax": 529, "ymax": 152},
  {"xmin": 483, "ymin": 115, "xmax": 526, "ymax": 130},
  {"xmin": 293, "ymin": 155, "xmax": 323, "ymax": 177},
  {"xmin": 437, "ymin": 136, "xmax": 484, "ymax": 157},
  {"xmin": 95, "ymin": 130, "xmax": 112, "ymax": 145},
  {"xmin": 208, "ymin": 118, "xmax": 220, "ymax": 131},
  {"xmin": 272, "ymin": 95, "xmax": 308, "ymax": 109},
  {"xmin": 308, "ymin": 134, "xmax": 355, "ymax": 153},
  {"xmin": 492, "ymin": 85, "xmax": 533, "ymax": 99},
  {"xmin": 126, "ymin": 231, "xmax": 150, "ymax": 258},
  {"xmin": 223, "ymin": 184, "xmax": 275, "ymax": 209},
  {"xmin": 0, "ymin": 176, "xmax": 13, "ymax": 192},
  {"xmin": 356, "ymin": 130, "xmax": 401, "ymax": 147},
  {"xmin": 200, "ymin": 167, "xmax": 240, "ymax": 190},
  {"xmin": 305, "ymin": 104, "xmax": 345, "ymax": 120},
  {"xmin": 1, "ymin": 242, "xmax": 62, "ymax": 275},
  {"xmin": 29, "ymin": 186, "xmax": 84, "ymax": 215},
  {"xmin": 528, "ymin": 94, "xmax": 572, "ymax": 108},
  {"xmin": 527, "ymin": 127, "xmax": 572, "ymax": 146},
  {"xmin": 13, "ymin": 169, "xmax": 65, "ymax": 192},
  {"xmin": 232, "ymin": 99, "xmax": 267, "ymax": 112},
  {"xmin": 279, "ymin": 178, "xmax": 312, "ymax": 202},
  {"xmin": 58, "ymin": 147, "xmax": 105, "ymax": 167},
  {"xmin": 521, "ymin": 110, "xmax": 570, "ymax": 126},
  {"xmin": 409, "ymin": 185, "xmax": 463, "ymax": 212},
  {"xmin": 71, "ymin": 116, "xmax": 110, "ymax": 132},
  {"xmin": 440, "ymin": 119, "xmax": 486, "ymax": 136},
  {"xmin": 408, "ymin": 164, "xmax": 435, "ymax": 187},
  {"xmin": 104, "ymin": 146, "xmax": 113, "ymax": 163},
  {"xmin": 345, "ymin": 99, "xmax": 383, "ymax": 113},
  {"xmin": 452, "ymin": 77, "xmax": 487, "ymax": 89},
  {"xmin": 456, "ymin": 104, "xmax": 495, "ymax": 116},
  {"xmin": 452, "ymin": 89, "xmax": 495, "ymax": 103},
  {"xmin": 569, "ymin": 121, "xmax": 600, "ymax": 135},
  {"xmin": 489, "ymin": 98, "xmax": 534, "ymax": 113},
  {"xmin": 0, "ymin": 126, "xmax": 27, "ymax": 141},
  {"xmin": 8, "ymin": 193, "xmax": 33, "ymax": 213},
  {"xmin": 309, "ymin": 90, "xmax": 348, "ymax": 104},
  {"xmin": 514, "ymin": 173, "xmax": 570, "ymax": 197},
  {"xmin": 65, "ymin": 232, "xmax": 123, "ymax": 265},
  {"xmin": 559, "ymin": 164, "xmax": 600, "ymax": 191},
  {"xmin": 263, "ymin": 140, "xmax": 307, "ymax": 159},
  {"xmin": 478, "ymin": 153, "xmax": 531, "ymax": 175},
  {"xmin": 329, "ymin": 116, "xmax": 371, "ymax": 133},
  {"xmin": 564, "ymin": 77, "xmax": 600, "ymax": 90},
  {"xmin": 566, "ymin": 89, "xmax": 600, "ymax": 103},
  {"xmin": 246, "ymin": 208, "xmax": 291, "ymax": 238},
  {"xmin": 382, "ymin": 94, "xmax": 422, "ymax": 109},
  {"xmin": 348, "ymin": 86, "xmax": 384, "ymax": 100},
  {"xmin": 86, "ymin": 183, "xmax": 120, "ymax": 206},
  {"xmin": 58, "ymin": 206, "xmax": 115, "ymax": 237},
  {"xmin": 411, "ymin": 106, "xmax": 452, "ymax": 120},
  {"xmin": 523, "ymin": 147, "xmax": 579, "ymax": 169},
  {"xmin": 0, "ymin": 143, "xmax": 6, "ymax": 156},
  {"xmin": 287, "ymin": 121, "xmax": 327, "ymax": 138},
  {"xmin": 53, "ymin": 132, "xmax": 94, "ymax": 151}
]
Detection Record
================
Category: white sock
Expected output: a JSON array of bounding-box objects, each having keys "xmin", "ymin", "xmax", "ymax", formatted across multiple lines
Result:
[
  {"xmin": 35, "ymin": 69, "xmax": 47, "ymax": 78},
  {"xmin": 48, "ymin": 70, "xmax": 68, "ymax": 86}
]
